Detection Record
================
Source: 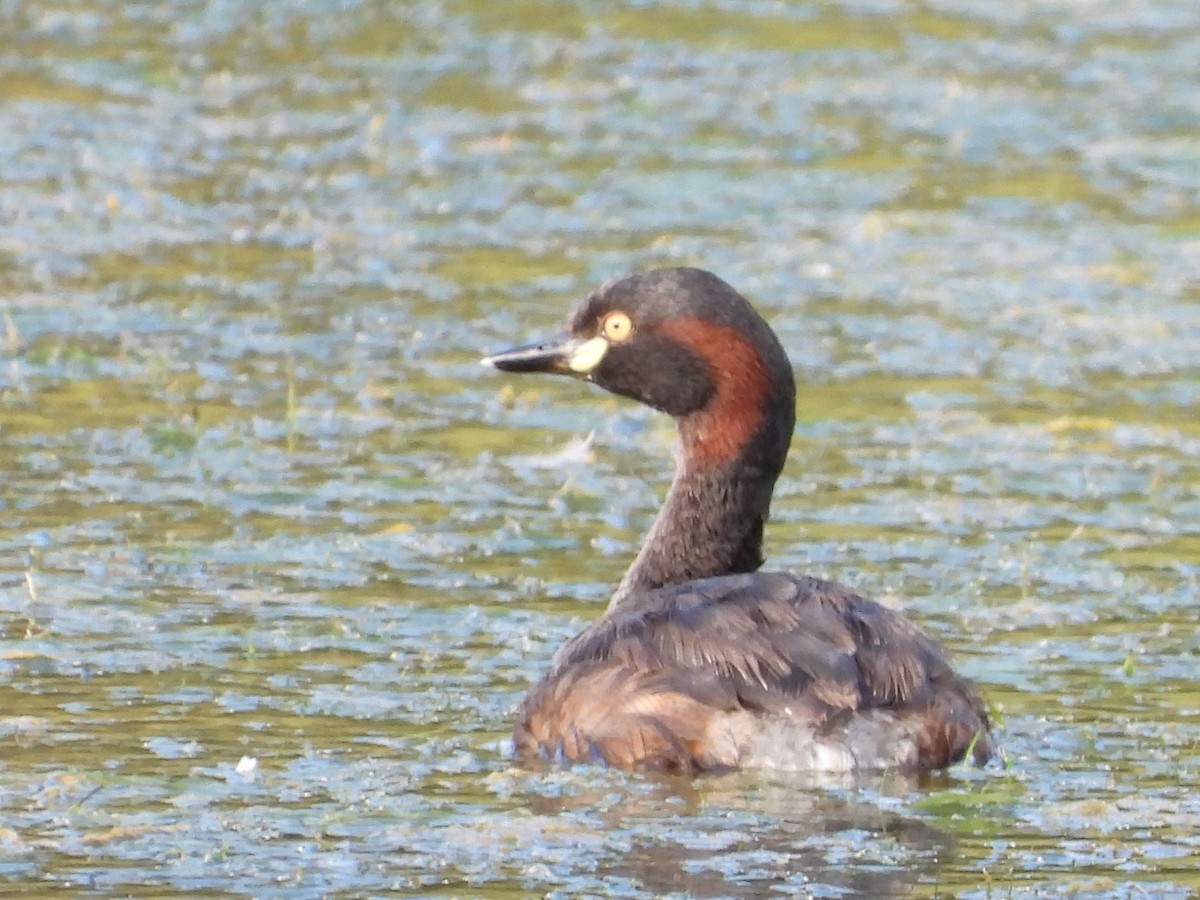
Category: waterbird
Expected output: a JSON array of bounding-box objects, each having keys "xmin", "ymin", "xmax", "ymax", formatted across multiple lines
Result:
[{"xmin": 482, "ymin": 267, "xmax": 993, "ymax": 773}]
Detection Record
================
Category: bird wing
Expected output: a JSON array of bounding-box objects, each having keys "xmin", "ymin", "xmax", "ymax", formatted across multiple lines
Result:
[
  {"xmin": 514, "ymin": 572, "xmax": 990, "ymax": 771},
  {"xmin": 551, "ymin": 572, "xmax": 947, "ymax": 715}
]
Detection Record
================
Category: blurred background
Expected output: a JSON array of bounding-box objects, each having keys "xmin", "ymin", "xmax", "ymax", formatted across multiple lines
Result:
[{"xmin": 1, "ymin": 0, "xmax": 1198, "ymax": 896}]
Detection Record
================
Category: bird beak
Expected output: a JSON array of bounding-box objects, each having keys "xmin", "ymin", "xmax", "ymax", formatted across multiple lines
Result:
[{"xmin": 482, "ymin": 333, "xmax": 608, "ymax": 376}]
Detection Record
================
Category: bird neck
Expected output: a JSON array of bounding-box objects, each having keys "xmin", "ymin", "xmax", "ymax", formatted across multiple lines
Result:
[{"xmin": 609, "ymin": 397, "xmax": 794, "ymax": 612}]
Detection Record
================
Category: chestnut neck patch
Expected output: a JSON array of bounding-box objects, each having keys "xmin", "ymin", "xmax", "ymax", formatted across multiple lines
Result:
[{"xmin": 659, "ymin": 316, "xmax": 772, "ymax": 470}]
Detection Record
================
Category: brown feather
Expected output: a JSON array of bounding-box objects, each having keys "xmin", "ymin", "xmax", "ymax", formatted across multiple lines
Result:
[{"xmin": 514, "ymin": 572, "xmax": 991, "ymax": 772}]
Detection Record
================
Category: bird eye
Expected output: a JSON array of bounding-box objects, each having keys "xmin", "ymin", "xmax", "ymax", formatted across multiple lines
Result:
[{"xmin": 602, "ymin": 311, "xmax": 633, "ymax": 342}]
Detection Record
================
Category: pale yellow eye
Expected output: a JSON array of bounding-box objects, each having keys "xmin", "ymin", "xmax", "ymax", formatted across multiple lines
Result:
[{"xmin": 601, "ymin": 311, "xmax": 633, "ymax": 342}]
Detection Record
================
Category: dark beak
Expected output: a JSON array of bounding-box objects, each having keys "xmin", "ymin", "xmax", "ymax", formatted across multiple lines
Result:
[{"xmin": 481, "ymin": 332, "xmax": 585, "ymax": 375}]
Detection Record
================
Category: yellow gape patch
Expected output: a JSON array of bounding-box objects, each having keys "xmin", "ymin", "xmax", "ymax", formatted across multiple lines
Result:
[{"xmin": 568, "ymin": 336, "xmax": 609, "ymax": 373}]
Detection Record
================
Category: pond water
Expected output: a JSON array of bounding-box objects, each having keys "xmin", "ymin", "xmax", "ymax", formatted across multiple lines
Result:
[{"xmin": 2, "ymin": 0, "xmax": 1199, "ymax": 896}]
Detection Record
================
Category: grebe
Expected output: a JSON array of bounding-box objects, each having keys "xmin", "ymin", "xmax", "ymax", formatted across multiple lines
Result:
[{"xmin": 483, "ymin": 267, "xmax": 993, "ymax": 773}]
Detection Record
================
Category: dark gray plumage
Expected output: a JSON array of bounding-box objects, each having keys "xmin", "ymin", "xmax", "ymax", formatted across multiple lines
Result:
[
  {"xmin": 513, "ymin": 573, "xmax": 992, "ymax": 772},
  {"xmin": 484, "ymin": 268, "xmax": 993, "ymax": 773}
]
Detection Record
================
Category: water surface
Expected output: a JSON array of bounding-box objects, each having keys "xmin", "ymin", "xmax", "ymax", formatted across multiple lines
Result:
[{"xmin": 2, "ymin": 0, "xmax": 1199, "ymax": 896}]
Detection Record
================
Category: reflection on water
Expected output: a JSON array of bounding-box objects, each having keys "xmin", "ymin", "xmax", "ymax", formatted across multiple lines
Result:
[{"xmin": 1, "ymin": 0, "xmax": 1199, "ymax": 896}]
